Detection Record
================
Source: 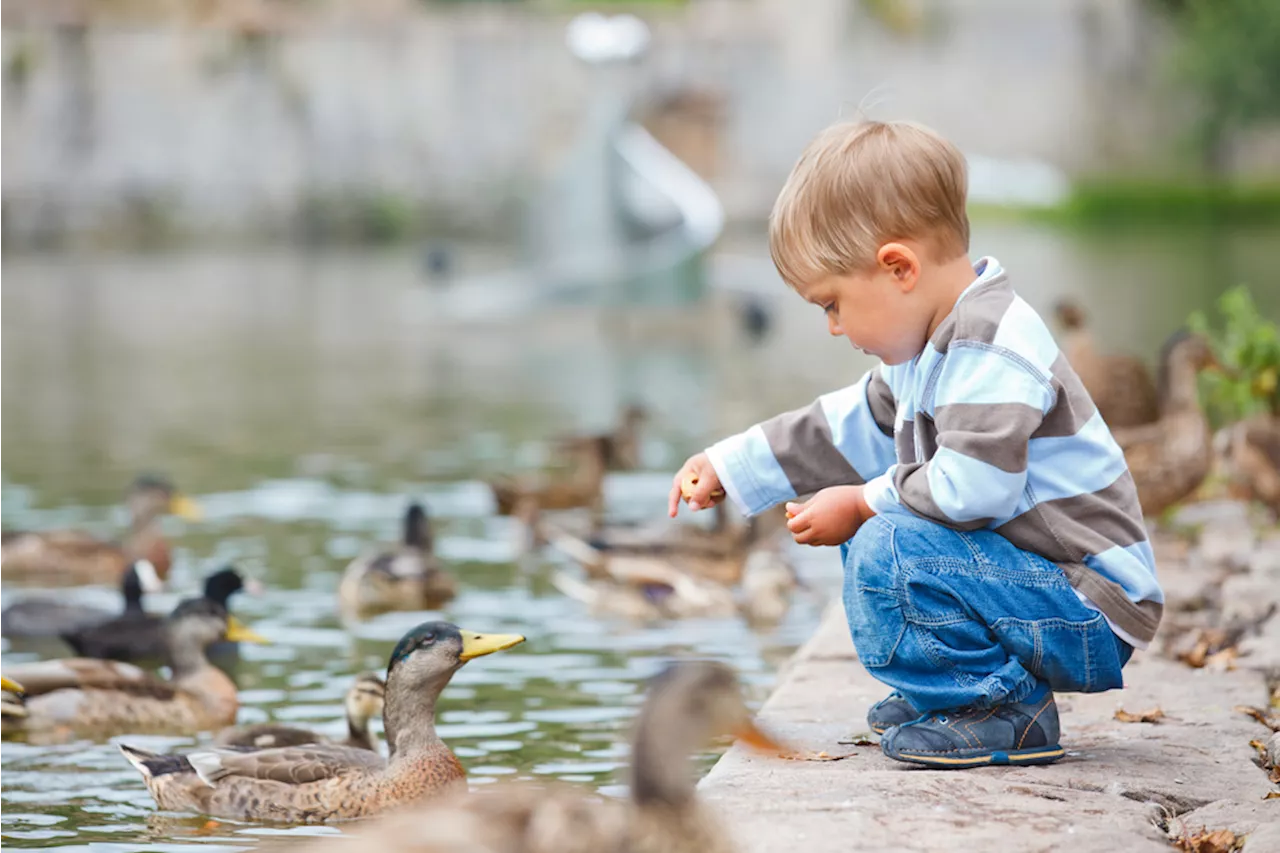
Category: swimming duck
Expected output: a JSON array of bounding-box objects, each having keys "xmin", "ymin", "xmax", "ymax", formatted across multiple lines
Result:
[
  {"xmin": 554, "ymin": 404, "xmax": 649, "ymax": 472},
  {"xmin": 1113, "ymin": 332, "xmax": 1218, "ymax": 517},
  {"xmin": 338, "ymin": 504, "xmax": 456, "ymax": 618},
  {"xmin": 61, "ymin": 566, "xmax": 255, "ymax": 663},
  {"xmin": 489, "ymin": 437, "xmax": 608, "ymax": 522},
  {"xmin": 1, "ymin": 559, "xmax": 164, "ymax": 640},
  {"xmin": 1054, "ymin": 299, "xmax": 1159, "ymax": 429},
  {"xmin": 213, "ymin": 673, "xmax": 386, "ymax": 753},
  {"xmin": 1215, "ymin": 412, "xmax": 1280, "ymax": 513},
  {"xmin": 1, "ymin": 475, "xmax": 201, "ymax": 586},
  {"xmin": 273, "ymin": 660, "xmax": 782, "ymax": 853},
  {"xmin": 119, "ymin": 621, "xmax": 524, "ymax": 822},
  {"xmin": 3, "ymin": 598, "xmax": 267, "ymax": 743}
]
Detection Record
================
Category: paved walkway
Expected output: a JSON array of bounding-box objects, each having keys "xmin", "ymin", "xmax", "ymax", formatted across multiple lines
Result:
[{"xmin": 701, "ymin": 506, "xmax": 1280, "ymax": 852}]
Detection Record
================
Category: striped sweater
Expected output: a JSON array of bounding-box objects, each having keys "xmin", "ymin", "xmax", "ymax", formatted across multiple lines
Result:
[{"xmin": 707, "ymin": 258, "xmax": 1163, "ymax": 648}]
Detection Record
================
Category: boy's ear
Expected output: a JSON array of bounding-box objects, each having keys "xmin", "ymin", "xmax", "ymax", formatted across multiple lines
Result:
[{"xmin": 876, "ymin": 243, "xmax": 920, "ymax": 293}]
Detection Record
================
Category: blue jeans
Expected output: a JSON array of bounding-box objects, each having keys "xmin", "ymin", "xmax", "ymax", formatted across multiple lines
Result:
[{"xmin": 841, "ymin": 510, "xmax": 1133, "ymax": 714}]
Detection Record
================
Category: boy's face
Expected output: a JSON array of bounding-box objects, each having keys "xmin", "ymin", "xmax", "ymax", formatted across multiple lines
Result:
[{"xmin": 796, "ymin": 252, "xmax": 932, "ymax": 365}]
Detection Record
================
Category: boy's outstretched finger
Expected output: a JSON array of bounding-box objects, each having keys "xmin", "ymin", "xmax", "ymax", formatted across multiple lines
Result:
[{"xmin": 668, "ymin": 483, "xmax": 683, "ymax": 518}]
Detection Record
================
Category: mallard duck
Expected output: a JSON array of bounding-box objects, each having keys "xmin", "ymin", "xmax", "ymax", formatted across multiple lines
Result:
[
  {"xmin": 1114, "ymin": 332, "xmax": 1218, "ymax": 517},
  {"xmin": 554, "ymin": 404, "xmax": 648, "ymax": 471},
  {"xmin": 1, "ymin": 559, "xmax": 163, "ymax": 639},
  {"xmin": 269, "ymin": 660, "xmax": 782, "ymax": 853},
  {"xmin": 489, "ymin": 437, "xmax": 608, "ymax": 521},
  {"xmin": 3, "ymin": 598, "xmax": 266, "ymax": 743},
  {"xmin": 213, "ymin": 673, "xmax": 386, "ymax": 753},
  {"xmin": 1213, "ymin": 413, "xmax": 1280, "ymax": 514},
  {"xmin": 1054, "ymin": 299, "xmax": 1160, "ymax": 429},
  {"xmin": 61, "ymin": 566, "xmax": 255, "ymax": 663},
  {"xmin": 1, "ymin": 474, "xmax": 201, "ymax": 586},
  {"xmin": 338, "ymin": 504, "xmax": 456, "ymax": 618},
  {"xmin": 119, "ymin": 621, "xmax": 525, "ymax": 822}
]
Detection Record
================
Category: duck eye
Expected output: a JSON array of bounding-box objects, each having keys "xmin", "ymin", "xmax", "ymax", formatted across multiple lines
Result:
[{"xmin": 419, "ymin": 632, "xmax": 436, "ymax": 645}]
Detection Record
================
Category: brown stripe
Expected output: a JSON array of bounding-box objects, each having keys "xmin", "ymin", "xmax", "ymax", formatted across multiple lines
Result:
[
  {"xmin": 866, "ymin": 369, "xmax": 896, "ymax": 438},
  {"xmin": 893, "ymin": 461, "xmax": 993, "ymax": 531},
  {"xmin": 917, "ymin": 412, "xmax": 939, "ymax": 462},
  {"xmin": 994, "ymin": 470, "xmax": 1147, "ymax": 561},
  {"xmin": 895, "ymin": 420, "xmax": 916, "ymax": 463},
  {"xmin": 1032, "ymin": 353, "xmax": 1098, "ymax": 440},
  {"xmin": 1060, "ymin": 563, "xmax": 1163, "ymax": 644},
  {"xmin": 761, "ymin": 401, "xmax": 863, "ymax": 494},
  {"xmin": 933, "ymin": 402, "xmax": 1042, "ymax": 474},
  {"xmin": 930, "ymin": 272, "xmax": 1013, "ymax": 352}
]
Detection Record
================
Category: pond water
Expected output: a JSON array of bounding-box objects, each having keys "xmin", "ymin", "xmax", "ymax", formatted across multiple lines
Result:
[{"xmin": 2, "ymin": 219, "xmax": 1278, "ymax": 850}]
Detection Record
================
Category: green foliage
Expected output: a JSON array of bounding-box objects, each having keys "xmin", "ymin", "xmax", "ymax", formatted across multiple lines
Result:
[
  {"xmin": 1188, "ymin": 286, "xmax": 1280, "ymax": 428},
  {"xmin": 1026, "ymin": 181, "xmax": 1280, "ymax": 227}
]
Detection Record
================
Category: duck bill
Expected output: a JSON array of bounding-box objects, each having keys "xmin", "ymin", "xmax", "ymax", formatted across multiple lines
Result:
[
  {"xmin": 170, "ymin": 494, "xmax": 203, "ymax": 522},
  {"xmin": 224, "ymin": 616, "xmax": 270, "ymax": 644},
  {"xmin": 734, "ymin": 718, "xmax": 785, "ymax": 754},
  {"xmin": 458, "ymin": 629, "xmax": 526, "ymax": 662},
  {"xmin": 1, "ymin": 676, "xmax": 24, "ymax": 695}
]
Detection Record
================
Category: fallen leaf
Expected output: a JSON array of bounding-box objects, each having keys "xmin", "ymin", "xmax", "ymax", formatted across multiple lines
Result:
[
  {"xmin": 1177, "ymin": 638, "xmax": 1211, "ymax": 669},
  {"xmin": 1234, "ymin": 705, "xmax": 1280, "ymax": 732},
  {"xmin": 1115, "ymin": 707, "xmax": 1165, "ymax": 724},
  {"xmin": 780, "ymin": 750, "xmax": 857, "ymax": 762},
  {"xmin": 1249, "ymin": 739, "xmax": 1270, "ymax": 764},
  {"xmin": 1173, "ymin": 826, "xmax": 1243, "ymax": 853},
  {"xmin": 837, "ymin": 736, "xmax": 877, "ymax": 746},
  {"xmin": 1265, "ymin": 790, "xmax": 1280, "ymax": 800},
  {"xmin": 1204, "ymin": 647, "xmax": 1239, "ymax": 671}
]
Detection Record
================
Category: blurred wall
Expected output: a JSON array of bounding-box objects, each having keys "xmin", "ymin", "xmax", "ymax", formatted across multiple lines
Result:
[{"xmin": 1, "ymin": 0, "xmax": 1266, "ymax": 247}]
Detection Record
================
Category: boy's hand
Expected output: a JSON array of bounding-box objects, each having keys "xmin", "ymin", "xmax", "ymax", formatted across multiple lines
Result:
[
  {"xmin": 785, "ymin": 485, "xmax": 875, "ymax": 546},
  {"xmin": 668, "ymin": 453, "xmax": 726, "ymax": 517}
]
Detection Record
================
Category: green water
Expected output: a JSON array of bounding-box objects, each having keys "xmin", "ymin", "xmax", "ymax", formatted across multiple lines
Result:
[{"xmin": 2, "ymin": 221, "xmax": 1278, "ymax": 850}]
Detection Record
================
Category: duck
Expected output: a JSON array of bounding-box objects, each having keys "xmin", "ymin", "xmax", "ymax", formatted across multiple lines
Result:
[
  {"xmin": 1, "ymin": 474, "xmax": 201, "ymax": 586},
  {"xmin": 489, "ymin": 437, "xmax": 608, "ymax": 522},
  {"xmin": 61, "ymin": 565, "xmax": 256, "ymax": 663},
  {"xmin": 338, "ymin": 503, "xmax": 456, "ymax": 618},
  {"xmin": 1, "ymin": 559, "xmax": 164, "ymax": 640},
  {"xmin": 1, "ymin": 676, "xmax": 26, "ymax": 728},
  {"xmin": 119, "ymin": 621, "xmax": 525, "ymax": 823},
  {"xmin": 212, "ymin": 672, "xmax": 386, "ymax": 753},
  {"xmin": 1215, "ymin": 412, "xmax": 1280, "ymax": 513},
  {"xmin": 267, "ymin": 660, "xmax": 782, "ymax": 853},
  {"xmin": 554, "ymin": 404, "xmax": 649, "ymax": 472},
  {"xmin": 2, "ymin": 598, "xmax": 267, "ymax": 743},
  {"xmin": 1113, "ymin": 332, "xmax": 1219, "ymax": 517},
  {"xmin": 1053, "ymin": 299, "xmax": 1160, "ymax": 429}
]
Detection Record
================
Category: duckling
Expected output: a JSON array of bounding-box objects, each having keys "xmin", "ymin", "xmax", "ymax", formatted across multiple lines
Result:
[
  {"xmin": 554, "ymin": 404, "xmax": 648, "ymax": 471},
  {"xmin": 1054, "ymin": 299, "xmax": 1159, "ymax": 429},
  {"xmin": 1215, "ymin": 412, "xmax": 1280, "ymax": 513},
  {"xmin": 338, "ymin": 503, "xmax": 456, "ymax": 618},
  {"xmin": 273, "ymin": 661, "xmax": 782, "ymax": 853},
  {"xmin": 1, "ymin": 559, "xmax": 163, "ymax": 639},
  {"xmin": 3, "ymin": 598, "xmax": 267, "ymax": 743},
  {"xmin": 61, "ymin": 565, "xmax": 255, "ymax": 663},
  {"xmin": 1114, "ymin": 332, "xmax": 1218, "ymax": 517},
  {"xmin": 119, "ymin": 621, "xmax": 524, "ymax": 822},
  {"xmin": 213, "ymin": 673, "xmax": 386, "ymax": 752},
  {"xmin": 489, "ymin": 437, "xmax": 608, "ymax": 521},
  {"xmin": 1, "ymin": 474, "xmax": 201, "ymax": 586}
]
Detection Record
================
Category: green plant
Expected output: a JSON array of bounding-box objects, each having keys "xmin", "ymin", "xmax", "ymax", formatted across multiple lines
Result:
[{"xmin": 1188, "ymin": 286, "xmax": 1280, "ymax": 428}]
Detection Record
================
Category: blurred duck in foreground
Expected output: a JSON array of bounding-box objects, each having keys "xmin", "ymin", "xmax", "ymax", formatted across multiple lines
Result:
[
  {"xmin": 338, "ymin": 503, "xmax": 456, "ymax": 618},
  {"xmin": 2, "ymin": 474, "xmax": 201, "ymax": 586},
  {"xmin": 1053, "ymin": 299, "xmax": 1159, "ymax": 429},
  {"xmin": 60, "ymin": 566, "xmax": 257, "ymax": 663},
  {"xmin": 2, "ymin": 598, "xmax": 267, "ymax": 742},
  {"xmin": 213, "ymin": 672, "xmax": 386, "ymax": 753},
  {"xmin": 120, "ymin": 621, "xmax": 524, "ymax": 822},
  {"xmin": 262, "ymin": 660, "xmax": 783, "ymax": 853},
  {"xmin": 1113, "ymin": 332, "xmax": 1218, "ymax": 517},
  {"xmin": 1, "ymin": 559, "xmax": 163, "ymax": 640}
]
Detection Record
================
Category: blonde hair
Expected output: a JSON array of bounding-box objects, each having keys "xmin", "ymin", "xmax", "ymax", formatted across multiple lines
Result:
[{"xmin": 768, "ymin": 120, "xmax": 970, "ymax": 289}]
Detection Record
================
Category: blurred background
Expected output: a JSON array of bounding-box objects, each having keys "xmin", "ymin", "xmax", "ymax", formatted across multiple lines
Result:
[{"xmin": 2, "ymin": 0, "xmax": 1278, "ymax": 849}]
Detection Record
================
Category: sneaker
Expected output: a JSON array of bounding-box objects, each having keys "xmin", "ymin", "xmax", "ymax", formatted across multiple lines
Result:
[
  {"xmin": 880, "ymin": 682, "xmax": 1064, "ymax": 769},
  {"xmin": 867, "ymin": 691, "xmax": 921, "ymax": 735}
]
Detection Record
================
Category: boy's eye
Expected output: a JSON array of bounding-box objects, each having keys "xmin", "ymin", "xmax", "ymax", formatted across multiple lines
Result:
[{"xmin": 822, "ymin": 303, "xmax": 836, "ymax": 315}]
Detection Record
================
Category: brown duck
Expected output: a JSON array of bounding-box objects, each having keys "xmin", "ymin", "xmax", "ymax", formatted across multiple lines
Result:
[
  {"xmin": 554, "ymin": 403, "xmax": 648, "ymax": 471},
  {"xmin": 266, "ymin": 660, "xmax": 783, "ymax": 853},
  {"xmin": 1215, "ymin": 412, "xmax": 1280, "ymax": 513},
  {"xmin": 119, "ymin": 621, "xmax": 525, "ymax": 822},
  {"xmin": 1113, "ymin": 332, "xmax": 1218, "ymax": 517},
  {"xmin": 1, "ymin": 475, "xmax": 201, "ymax": 586},
  {"xmin": 1054, "ymin": 300, "xmax": 1159, "ymax": 429},
  {"xmin": 338, "ymin": 504, "xmax": 456, "ymax": 618},
  {"xmin": 2, "ymin": 598, "xmax": 266, "ymax": 743},
  {"xmin": 489, "ymin": 436, "xmax": 608, "ymax": 520},
  {"xmin": 213, "ymin": 672, "xmax": 386, "ymax": 752}
]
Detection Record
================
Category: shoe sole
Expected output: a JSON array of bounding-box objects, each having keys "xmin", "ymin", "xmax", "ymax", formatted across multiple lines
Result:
[{"xmin": 886, "ymin": 745, "xmax": 1065, "ymax": 769}]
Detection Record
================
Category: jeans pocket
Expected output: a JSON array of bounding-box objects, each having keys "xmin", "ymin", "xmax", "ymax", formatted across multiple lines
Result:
[
  {"xmin": 994, "ymin": 615, "xmax": 1125, "ymax": 694},
  {"xmin": 844, "ymin": 585, "xmax": 906, "ymax": 669}
]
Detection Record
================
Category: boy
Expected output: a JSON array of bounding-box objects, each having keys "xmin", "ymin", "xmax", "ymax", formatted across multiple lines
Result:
[{"xmin": 668, "ymin": 120, "xmax": 1161, "ymax": 769}]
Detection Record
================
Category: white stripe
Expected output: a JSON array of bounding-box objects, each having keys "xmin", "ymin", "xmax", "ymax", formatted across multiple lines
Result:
[
  {"xmin": 923, "ymin": 447, "xmax": 1025, "ymax": 522},
  {"xmin": 1024, "ymin": 411, "xmax": 1129, "ymax": 503},
  {"xmin": 706, "ymin": 424, "xmax": 796, "ymax": 516},
  {"xmin": 992, "ymin": 296, "xmax": 1060, "ymax": 376},
  {"xmin": 933, "ymin": 344, "xmax": 1053, "ymax": 410}
]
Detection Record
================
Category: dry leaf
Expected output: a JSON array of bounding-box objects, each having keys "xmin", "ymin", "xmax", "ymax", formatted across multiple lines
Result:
[
  {"xmin": 1115, "ymin": 707, "xmax": 1165, "ymax": 724},
  {"xmin": 837, "ymin": 736, "xmax": 877, "ymax": 746},
  {"xmin": 780, "ymin": 749, "xmax": 857, "ymax": 762},
  {"xmin": 1234, "ymin": 705, "xmax": 1280, "ymax": 732},
  {"xmin": 1265, "ymin": 790, "xmax": 1280, "ymax": 800},
  {"xmin": 1204, "ymin": 647, "xmax": 1239, "ymax": 671},
  {"xmin": 1250, "ymin": 739, "xmax": 1270, "ymax": 764},
  {"xmin": 1173, "ymin": 826, "xmax": 1243, "ymax": 853},
  {"xmin": 1178, "ymin": 638, "xmax": 1211, "ymax": 669}
]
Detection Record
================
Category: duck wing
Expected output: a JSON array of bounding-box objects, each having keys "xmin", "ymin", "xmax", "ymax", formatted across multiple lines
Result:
[
  {"xmin": 3, "ymin": 658, "xmax": 158, "ymax": 697},
  {"xmin": 188, "ymin": 743, "xmax": 386, "ymax": 786},
  {"xmin": 60, "ymin": 612, "xmax": 166, "ymax": 662}
]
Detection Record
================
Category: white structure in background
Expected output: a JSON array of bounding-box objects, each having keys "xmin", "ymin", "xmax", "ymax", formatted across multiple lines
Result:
[{"xmin": 966, "ymin": 154, "xmax": 1071, "ymax": 208}]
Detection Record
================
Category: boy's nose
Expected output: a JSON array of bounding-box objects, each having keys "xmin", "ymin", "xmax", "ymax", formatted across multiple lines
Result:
[{"xmin": 827, "ymin": 314, "xmax": 843, "ymax": 337}]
